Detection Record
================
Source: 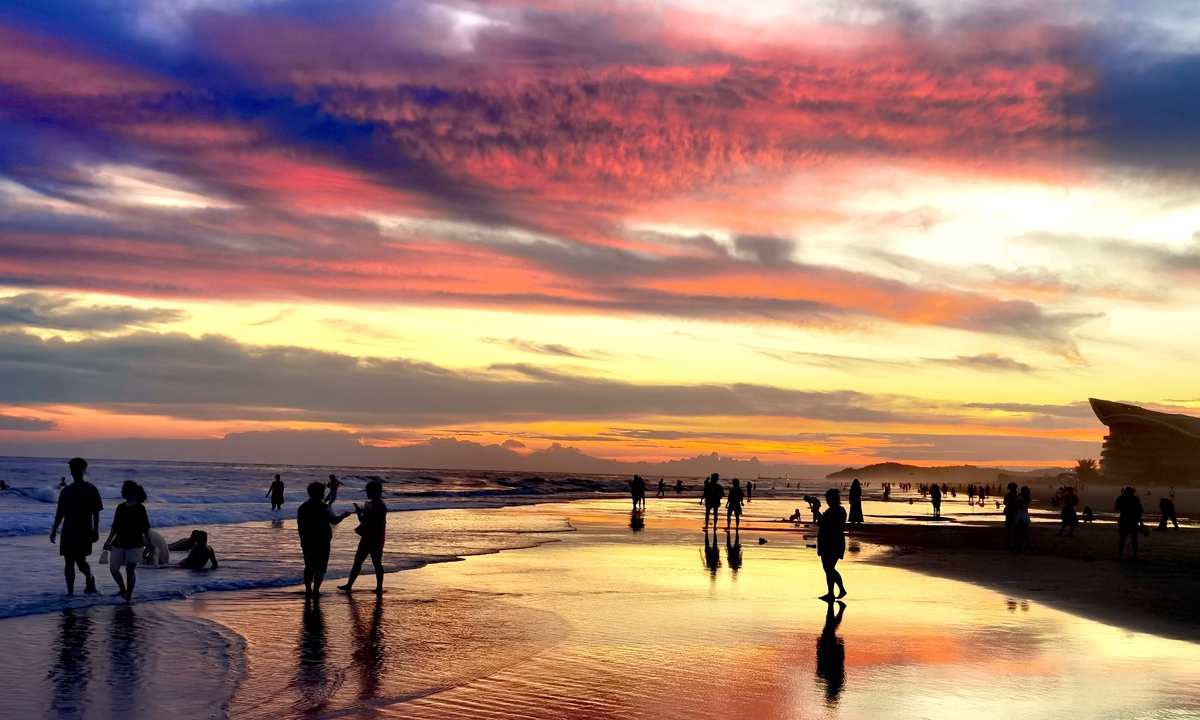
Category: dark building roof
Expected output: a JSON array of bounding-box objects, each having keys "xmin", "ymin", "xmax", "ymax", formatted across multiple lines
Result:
[{"xmin": 1089, "ymin": 398, "xmax": 1200, "ymax": 438}]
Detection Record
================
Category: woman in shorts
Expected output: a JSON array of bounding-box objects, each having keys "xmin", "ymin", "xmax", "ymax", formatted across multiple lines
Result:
[{"xmin": 102, "ymin": 481, "xmax": 151, "ymax": 601}]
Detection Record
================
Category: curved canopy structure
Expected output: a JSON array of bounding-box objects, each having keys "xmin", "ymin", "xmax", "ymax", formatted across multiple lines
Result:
[{"xmin": 1089, "ymin": 398, "xmax": 1200, "ymax": 485}]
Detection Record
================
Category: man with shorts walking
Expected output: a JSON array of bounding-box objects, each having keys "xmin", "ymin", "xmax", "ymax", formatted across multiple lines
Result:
[{"xmin": 49, "ymin": 458, "xmax": 102, "ymax": 596}]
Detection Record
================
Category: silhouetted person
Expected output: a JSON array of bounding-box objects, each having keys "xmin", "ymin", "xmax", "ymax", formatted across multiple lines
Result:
[
  {"xmin": 175, "ymin": 530, "xmax": 218, "ymax": 570},
  {"xmin": 629, "ymin": 475, "xmax": 647, "ymax": 510},
  {"xmin": 702, "ymin": 529, "xmax": 721, "ymax": 577},
  {"xmin": 727, "ymin": 530, "xmax": 742, "ymax": 574},
  {"xmin": 726, "ymin": 478, "xmax": 745, "ymax": 531},
  {"xmin": 789, "ymin": 508, "xmax": 803, "ymax": 523},
  {"xmin": 168, "ymin": 529, "xmax": 207, "ymax": 552},
  {"xmin": 1013, "ymin": 486, "xmax": 1032, "ymax": 549},
  {"xmin": 326, "ymin": 474, "xmax": 341, "ymax": 505},
  {"xmin": 816, "ymin": 600, "xmax": 846, "ymax": 706},
  {"xmin": 746, "ymin": 481, "xmax": 753, "ymax": 502},
  {"xmin": 656, "ymin": 478, "xmax": 666, "ymax": 498},
  {"xmin": 1003, "ymin": 482, "xmax": 1019, "ymax": 548},
  {"xmin": 1116, "ymin": 487, "xmax": 1143, "ymax": 560},
  {"xmin": 814, "ymin": 488, "xmax": 847, "ymax": 599},
  {"xmin": 102, "ymin": 481, "xmax": 150, "ymax": 601},
  {"xmin": 1058, "ymin": 487, "xmax": 1079, "ymax": 536},
  {"xmin": 298, "ymin": 481, "xmax": 351, "ymax": 597},
  {"xmin": 142, "ymin": 529, "xmax": 170, "ymax": 565},
  {"xmin": 675, "ymin": 479, "xmax": 684, "ymax": 493},
  {"xmin": 268, "ymin": 474, "xmax": 285, "ymax": 510},
  {"xmin": 340, "ymin": 481, "xmax": 387, "ymax": 593},
  {"xmin": 59, "ymin": 476, "xmax": 67, "ymax": 488},
  {"xmin": 1159, "ymin": 496, "xmax": 1179, "ymax": 530},
  {"xmin": 701, "ymin": 474, "xmax": 723, "ymax": 528},
  {"xmin": 930, "ymin": 483, "xmax": 942, "ymax": 518},
  {"xmin": 50, "ymin": 457, "xmax": 102, "ymax": 596},
  {"xmin": 848, "ymin": 479, "xmax": 864, "ymax": 526},
  {"xmin": 1082, "ymin": 505, "xmax": 1094, "ymax": 523}
]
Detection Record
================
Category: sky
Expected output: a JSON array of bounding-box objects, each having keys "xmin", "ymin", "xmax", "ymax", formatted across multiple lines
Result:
[{"xmin": 1, "ymin": 0, "xmax": 1199, "ymax": 470}]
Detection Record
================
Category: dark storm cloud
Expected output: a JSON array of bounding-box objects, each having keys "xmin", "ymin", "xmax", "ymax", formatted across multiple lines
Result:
[
  {"xmin": 0, "ymin": 293, "xmax": 184, "ymax": 331},
  {"xmin": 0, "ymin": 330, "xmax": 909, "ymax": 424}
]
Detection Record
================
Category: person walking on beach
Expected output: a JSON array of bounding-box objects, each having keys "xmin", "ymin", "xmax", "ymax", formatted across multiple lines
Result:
[
  {"xmin": 656, "ymin": 478, "xmax": 666, "ymax": 498},
  {"xmin": 1116, "ymin": 487, "xmax": 1143, "ymax": 560},
  {"xmin": 848, "ymin": 479, "xmax": 864, "ymax": 526},
  {"xmin": 930, "ymin": 483, "xmax": 942, "ymax": 518},
  {"xmin": 299, "ymin": 482, "xmax": 351, "ymax": 597},
  {"xmin": 701, "ymin": 474, "xmax": 724, "ymax": 528},
  {"xmin": 726, "ymin": 479, "xmax": 745, "ymax": 531},
  {"xmin": 339, "ymin": 481, "xmax": 388, "ymax": 593},
  {"xmin": 267, "ymin": 474, "xmax": 285, "ymax": 510},
  {"xmin": 102, "ymin": 481, "xmax": 151, "ymax": 601},
  {"xmin": 1057, "ymin": 487, "xmax": 1079, "ymax": 536},
  {"xmin": 814, "ymin": 488, "xmax": 848, "ymax": 600},
  {"xmin": 1013, "ymin": 486, "xmax": 1032, "ymax": 549},
  {"xmin": 50, "ymin": 458, "xmax": 102, "ymax": 596},
  {"xmin": 1159, "ymin": 496, "xmax": 1179, "ymax": 530}
]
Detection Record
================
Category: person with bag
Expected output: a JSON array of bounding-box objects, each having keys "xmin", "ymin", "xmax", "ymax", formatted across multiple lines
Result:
[
  {"xmin": 102, "ymin": 481, "xmax": 151, "ymax": 601},
  {"xmin": 338, "ymin": 481, "xmax": 388, "ymax": 594}
]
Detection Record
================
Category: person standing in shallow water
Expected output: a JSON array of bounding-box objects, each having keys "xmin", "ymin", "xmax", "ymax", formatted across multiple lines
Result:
[
  {"xmin": 930, "ymin": 483, "xmax": 942, "ymax": 518},
  {"xmin": 814, "ymin": 488, "xmax": 848, "ymax": 600},
  {"xmin": 267, "ymin": 474, "xmax": 285, "ymax": 510},
  {"xmin": 848, "ymin": 479, "xmax": 864, "ymax": 526},
  {"xmin": 50, "ymin": 458, "xmax": 102, "ymax": 596},
  {"xmin": 102, "ymin": 481, "xmax": 151, "ymax": 601},
  {"xmin": 700, "ymin": 474, "xmax": 724, "ymax": 528},
  {"xmin": 298, "ymin": 482, "xmax": 351, "ymax": 597},
  {"xmin": 339, "ymin": 481, "xmax": 388, "ymax": 593}
]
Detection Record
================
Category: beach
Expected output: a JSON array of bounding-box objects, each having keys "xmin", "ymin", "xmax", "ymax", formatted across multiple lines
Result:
[{"xmin": 5, "ymin": 485, "xmax": 1200, "ymax": 719}]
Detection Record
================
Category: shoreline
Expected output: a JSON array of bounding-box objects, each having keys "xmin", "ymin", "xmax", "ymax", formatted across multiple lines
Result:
[{"xmin": 851, "ymin": 520, "xmax": 1200, "ymax": 644}]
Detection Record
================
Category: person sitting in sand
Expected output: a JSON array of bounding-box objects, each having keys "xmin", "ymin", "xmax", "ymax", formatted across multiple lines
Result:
[
  {"xmin": 726, "ymin": 479, "xmax": 745, "ymax": 531},
  {"xmin": 1115, "ymin": 487, "xmax": 1143, "ymax": 560},
  {"xmin": 102, "ymin": 481, "xmax": 151, "ymax": 601},
  {"xmin": 142, "ymin": 529, "xmax": 171, "ymax": 566},
  {"xmin": 814, "ymin": 489, "xmax": 848, "ymax": 600},
  {"xmin": 299, "ymin": 481, "xmax": 351, "ymax": 597},
  {"xmin": 789, "ymin": 508, "xmax": 803, "ymax": 523},
  {"xmin": 339, "ymin": 480, "xmax": 388, "ymax": 593},
  {"xmin": 175, "ymin": 530, "xmax": 218, "ymax": 570},
  {"xmin": 1082, "ymin": 505, "xmax": 1094, "ymax": 523}
]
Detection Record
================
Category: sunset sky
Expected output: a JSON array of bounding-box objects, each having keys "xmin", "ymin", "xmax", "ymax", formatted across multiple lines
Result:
[{"xmin": 2, "ymin": 0, "xmax": 1199, "ymax": 469}]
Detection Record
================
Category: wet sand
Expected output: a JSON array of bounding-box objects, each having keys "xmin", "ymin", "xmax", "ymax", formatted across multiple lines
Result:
[
  {"xmin": 854, "ymin": 519, "xmax": 1200, "ymax": 643},
  {"xmin": 7, "ymin": 497, "xmax": 1200, "ymax": 719}
]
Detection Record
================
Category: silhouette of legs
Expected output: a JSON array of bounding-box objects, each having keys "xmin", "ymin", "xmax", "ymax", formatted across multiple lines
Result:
[
  {"xmin": 340, "ymin": 541, "xmax": 384, "ymax": 593},
  {"xmin": 819, "ymin": 555, "xmax": 846, "ymax": 600},
  {"xmin": 63, "ymin": 554, "xmax": 95, "ymax": 596}
]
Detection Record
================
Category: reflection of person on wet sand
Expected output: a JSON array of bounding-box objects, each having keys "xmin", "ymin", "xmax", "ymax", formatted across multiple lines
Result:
[
  {"xmin": 816, "ymin": 600, "xmax": 846, "ymax": 706},
  {"xmin": 813, "ymin": 489, "xmax": 847, "ymax": 600},
  {"xmin": 295, "ymin": 597, "xmax": 329, "ymax": 711},
  {"xmin": 51, "ymin": 608, "xmax": 92, "ymax": 719},
  {"xmin": 629, "ymin": 509, "xmax": 644, "ymax": 531},
  {"xmin": 349, "ymin": 594, "xmax": 386, "ymax": 702},
  {"xmin": 726, "ymin": 530, "xmax": 742, "ymax": 574},
  {"xmin": 702, "ymin": 529, "xmax": 721, "ymax": 576}
]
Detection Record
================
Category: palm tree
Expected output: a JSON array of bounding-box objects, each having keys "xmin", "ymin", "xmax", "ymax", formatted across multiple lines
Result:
[{"xmin": 1074, "ymin": 458, "xmax": 1098, "ymax": 483}]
